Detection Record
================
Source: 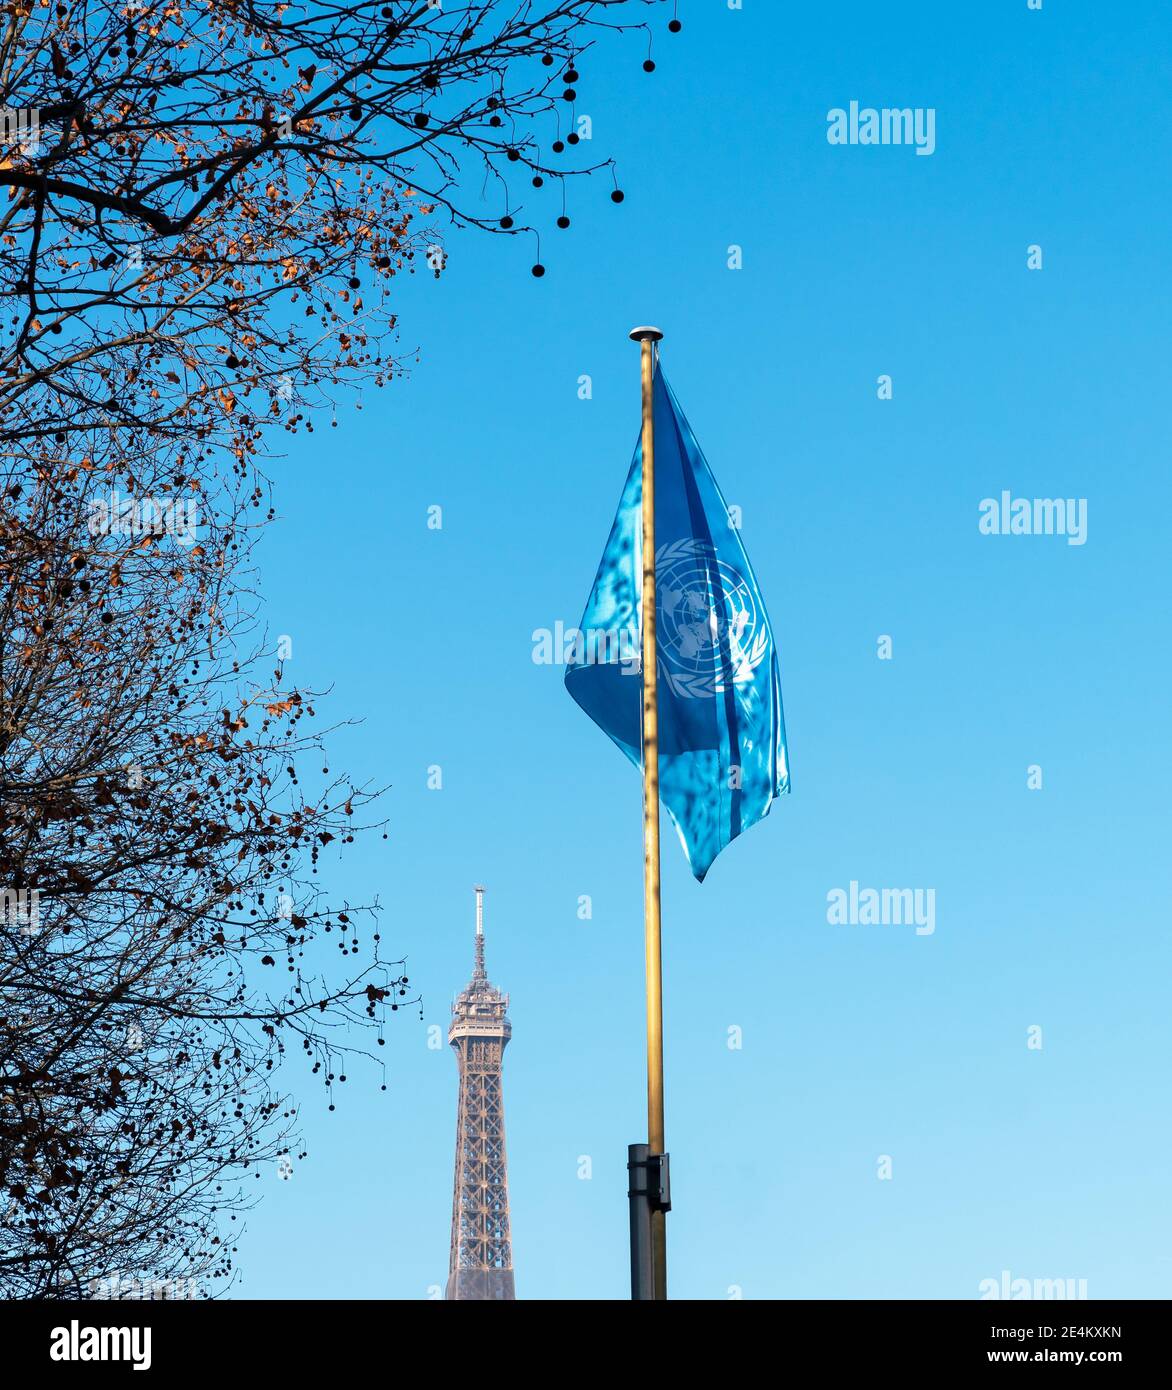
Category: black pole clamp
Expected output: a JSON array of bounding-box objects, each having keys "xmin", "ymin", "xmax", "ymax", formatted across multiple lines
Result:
[{"xmin": 629, "ymin": 1148, "xmax": 671, "ymax": 1213}]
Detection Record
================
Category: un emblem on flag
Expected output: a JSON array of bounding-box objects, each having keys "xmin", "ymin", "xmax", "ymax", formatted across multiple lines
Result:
[{"xmin": 655, "ymin": 539, "xmax": 769, "ymax": 699}]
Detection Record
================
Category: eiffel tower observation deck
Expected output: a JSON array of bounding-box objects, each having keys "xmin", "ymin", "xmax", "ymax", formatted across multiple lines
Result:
[{"xmin": 445, "ymin": 886, "xmax": 515, "ymax": 1300}]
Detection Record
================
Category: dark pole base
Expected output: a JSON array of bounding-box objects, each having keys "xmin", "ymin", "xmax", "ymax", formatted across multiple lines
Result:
[{"xmin": 628, "ymin": 1144, "xmax": 671, "ymax": 1300}]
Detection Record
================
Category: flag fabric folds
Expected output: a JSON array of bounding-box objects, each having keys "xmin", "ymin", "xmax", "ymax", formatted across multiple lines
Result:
[{"xmin": 564, "ymin": 360, "xmax": 789, "ymax": 881}]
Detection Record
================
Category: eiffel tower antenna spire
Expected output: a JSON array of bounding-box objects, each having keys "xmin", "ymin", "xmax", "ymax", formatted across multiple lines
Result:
[{"xmin": 473, "ymin": 883, "xmax": 486, "ymax": 982}]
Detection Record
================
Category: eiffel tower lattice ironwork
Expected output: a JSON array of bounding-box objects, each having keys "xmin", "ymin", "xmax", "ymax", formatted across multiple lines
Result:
[{"xmin": 445, "ymin": 885, "xmax": 515, "ymax": 1300}]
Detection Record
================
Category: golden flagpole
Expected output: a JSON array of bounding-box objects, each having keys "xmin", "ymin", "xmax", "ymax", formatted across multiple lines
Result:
[{"xmin": 629, "ymin": 324, "xmax": 667, "ymax": 1299}]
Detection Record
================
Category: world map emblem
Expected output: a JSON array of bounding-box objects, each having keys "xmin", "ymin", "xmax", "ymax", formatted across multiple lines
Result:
[{"xmin": 655, "ymin": 538, "xmax": 770, "ymax": 699}]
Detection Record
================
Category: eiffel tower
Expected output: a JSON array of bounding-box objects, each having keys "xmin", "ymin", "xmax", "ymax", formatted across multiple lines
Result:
[{"xmin": 446, "ymin": 886, "xmax": 515, "ymax": 1300}]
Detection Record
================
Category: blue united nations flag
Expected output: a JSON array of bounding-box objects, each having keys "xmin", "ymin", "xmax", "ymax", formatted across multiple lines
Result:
[{"xmin": 565, "ymin": 361, "xmax": 789, "ymax": 880}]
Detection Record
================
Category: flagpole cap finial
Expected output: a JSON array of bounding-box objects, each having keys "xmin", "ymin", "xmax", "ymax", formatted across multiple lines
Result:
[{"xmin": 628, "ymin": 325, "xmax": 664, "ymax": 343}]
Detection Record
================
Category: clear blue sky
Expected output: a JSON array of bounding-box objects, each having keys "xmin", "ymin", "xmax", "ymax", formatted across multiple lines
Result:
[{"xmin": 234, "ymin": 2, "xmax": 1172, "ymax": 1299}]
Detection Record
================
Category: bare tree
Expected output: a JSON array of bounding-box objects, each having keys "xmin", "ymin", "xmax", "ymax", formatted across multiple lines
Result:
[
  {"xmin": 0, "ymin": 436, "xmax": 410, "ymax": 1298},
  {"xmin": 0, "ymin": 0, "xmax": 666, "ymax": 457}
]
